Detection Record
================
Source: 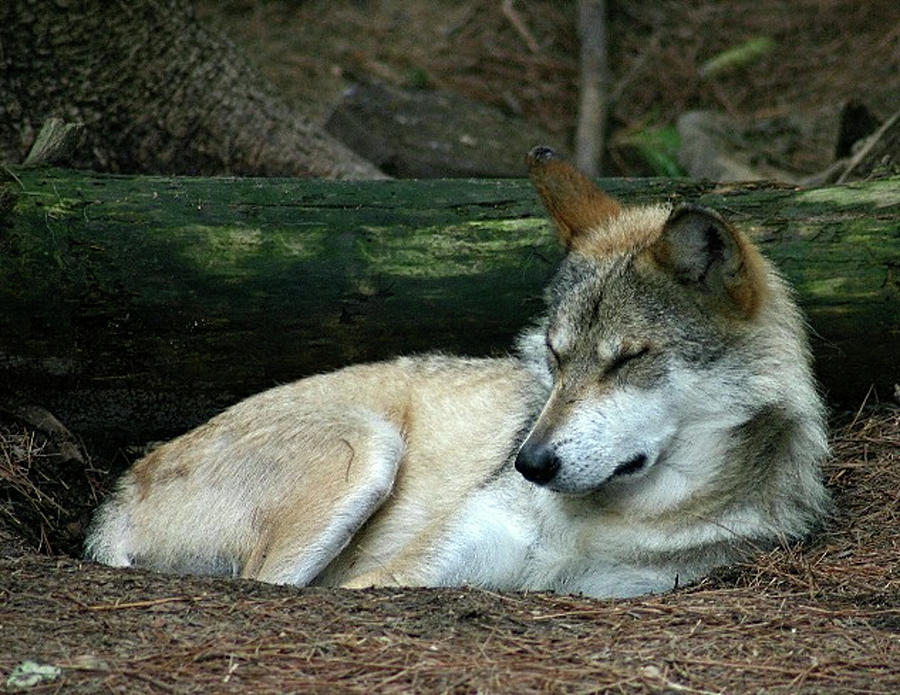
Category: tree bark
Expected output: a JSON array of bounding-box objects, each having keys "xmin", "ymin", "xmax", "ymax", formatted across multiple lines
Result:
[
  {"xmin": 1, "ymin": 168, "xmax": 897, "ymax": 441},
  {"xmin": 574, "ymin": 0, "xmax": 611, "ymax": 177},
  {"xmin": 0, "ymin": 0, "xmax": 383, "ymax": 179}
]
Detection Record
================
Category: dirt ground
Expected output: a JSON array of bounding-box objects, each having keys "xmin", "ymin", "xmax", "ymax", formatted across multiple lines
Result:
[{"xmin": 2, "ymin": 1, "xmax": 899, "ymax": 692}]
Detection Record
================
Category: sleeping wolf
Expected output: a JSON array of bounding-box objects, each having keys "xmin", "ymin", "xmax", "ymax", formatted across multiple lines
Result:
[{"xmin": 85, "ymin": 147, "xmax": 829, "ymax": 598}]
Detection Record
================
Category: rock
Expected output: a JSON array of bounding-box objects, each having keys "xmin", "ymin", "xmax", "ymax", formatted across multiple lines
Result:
[
  {"xmin": 325, "ymin": 81, "xmax": 568, "ymax": 178},
  {"xmin": 677, "ymin": 110, "xmax": 798, "ymax": 183}
]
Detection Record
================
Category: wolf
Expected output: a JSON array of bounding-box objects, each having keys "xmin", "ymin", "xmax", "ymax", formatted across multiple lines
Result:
[{"xmin": 85, "ymin": 146, "xmax": 830, "ymax": 598}]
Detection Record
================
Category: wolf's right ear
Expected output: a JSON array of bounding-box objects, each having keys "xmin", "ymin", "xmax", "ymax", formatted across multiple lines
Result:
[{"xmin": 527, "ymin": 146, "xmax": 621, "ymax": 248}]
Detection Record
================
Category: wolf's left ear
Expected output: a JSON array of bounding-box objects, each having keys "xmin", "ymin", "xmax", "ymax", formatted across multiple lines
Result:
[
  {"xmin": 527, "ymin": 145, "xmax": 621, "ymax": 248},
  {"xmin": 650, "ymin": 204, "xmax": 765, "ymax": 318}
]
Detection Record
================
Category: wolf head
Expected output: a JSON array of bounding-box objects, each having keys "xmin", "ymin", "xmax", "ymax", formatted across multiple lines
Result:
[{"xmin": 516, "ymin": 147, "xmax": 828, "ymax": 529}]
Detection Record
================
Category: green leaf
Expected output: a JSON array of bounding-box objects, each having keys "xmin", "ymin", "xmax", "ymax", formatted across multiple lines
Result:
[
  {"xmin": 617, "ymin": 125, "xmax": 685, "ymax": 177},
  {"xmin": 699, "ymin": 37, "xmax": 776, "ymax": 78}
]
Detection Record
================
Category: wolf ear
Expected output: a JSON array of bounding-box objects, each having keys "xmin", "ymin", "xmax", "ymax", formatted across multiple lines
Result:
[
  {"xmin": 650, "ymin": 204, "xmax": 764, "ymax": 317},
  {"xmin": 527, "ymin": 145, "xmax": 621, "ymax": 248}
]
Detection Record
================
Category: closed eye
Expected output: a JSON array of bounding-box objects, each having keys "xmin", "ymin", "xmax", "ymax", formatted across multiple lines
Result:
[{"xmin": 606, "ymin": 345, "xmax": 650, "ymax": 375}]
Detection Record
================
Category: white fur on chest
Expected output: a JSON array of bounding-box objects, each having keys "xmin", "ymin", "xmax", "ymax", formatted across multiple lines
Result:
[{"xmin": 427, "ymin": 476, "xmax": 687, "ymax": 598}]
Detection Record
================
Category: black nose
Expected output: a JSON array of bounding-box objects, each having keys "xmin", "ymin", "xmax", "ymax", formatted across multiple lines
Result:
[{"xmin": 515, "ymin": 442, "xmax": 561, "ymax": 485}]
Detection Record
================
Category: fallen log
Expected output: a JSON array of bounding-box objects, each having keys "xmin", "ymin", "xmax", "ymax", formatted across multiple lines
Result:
[{"xmin": 1, "ymin": 168, "xmax": 897, "ymax": 441}]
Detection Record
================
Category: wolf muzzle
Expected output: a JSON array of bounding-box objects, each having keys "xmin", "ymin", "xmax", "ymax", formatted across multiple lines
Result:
[{"xmin": 516, "ymin": 442, "xmax": 651, "ymax": 489}]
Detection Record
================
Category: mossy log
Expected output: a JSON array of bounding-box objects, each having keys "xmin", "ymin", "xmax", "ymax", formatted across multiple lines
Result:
[{"xmin": 1, "ymin": 168, "xmax": 897, "ymax": 441}]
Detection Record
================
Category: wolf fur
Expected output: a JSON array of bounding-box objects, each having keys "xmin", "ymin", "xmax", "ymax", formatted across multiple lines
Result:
[{"xmin": 85, "ymin": 146, "xmax": 830, "ymax": 598}]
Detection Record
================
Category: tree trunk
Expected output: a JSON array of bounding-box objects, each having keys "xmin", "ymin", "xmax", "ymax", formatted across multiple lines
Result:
[
  {"xmin": 1, "ymin": 168, "xmax": 897, "ymax": 442},
  {"xmin": 0, "ymin": 0, "xmax": 383, "ymax": 179},
  {"xmin": 574, "ymin": 0, "xmax": 611, "ymax": 177}
]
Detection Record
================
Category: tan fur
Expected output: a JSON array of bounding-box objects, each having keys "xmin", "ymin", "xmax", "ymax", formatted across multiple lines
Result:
[
  {"xmin": 644, "ymin": 208, "xmax": 769, "ymax": 319},
  {"xmin": 310, "ymin": 358, "xmax": 535, "ymax": 586},
  {"xmin": 528, "ymin": 148, "xmax": 769, "ymax": 319},
  {"xmin": 527, "ymin": 145, "xmax": 622, "ymax": 247},
  {"xmin": 87, "ymin": 357, "xmax": 535, "ymax": 586}
]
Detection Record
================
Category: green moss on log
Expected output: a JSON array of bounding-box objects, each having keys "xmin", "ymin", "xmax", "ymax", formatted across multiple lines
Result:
[{"xmin": 1, "ymin": 168, "xmax": 897, "ymax": 440}]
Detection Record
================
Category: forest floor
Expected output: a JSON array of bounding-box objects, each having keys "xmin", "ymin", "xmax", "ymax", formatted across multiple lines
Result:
[
  {"xmin": 197, "ymin": 0, "xmax": 899, "ymax": 177},
  {"xmin": 1, "ymin": 406, "xmax": 898, "ymax": 692},
  {"xmin": 2, "ymin": 2, "xmax": 899, "ymax": 692}
]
